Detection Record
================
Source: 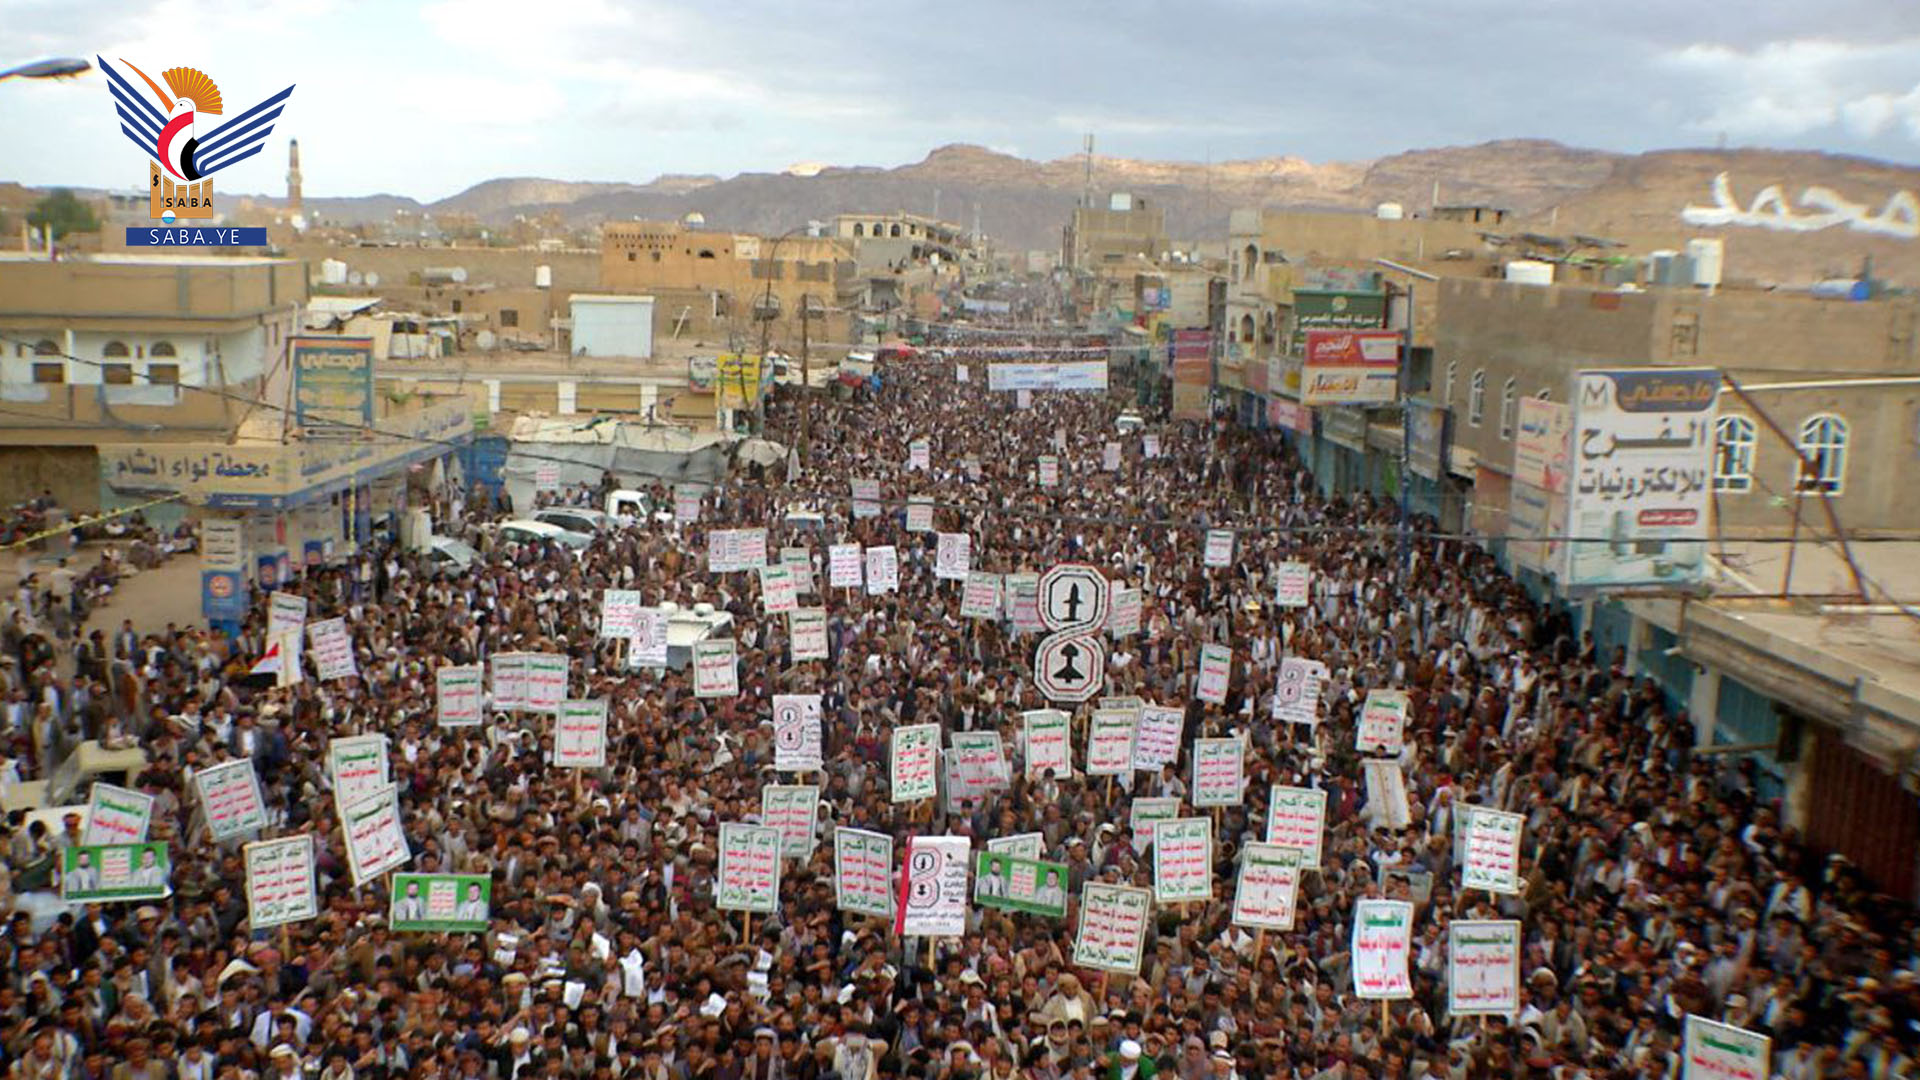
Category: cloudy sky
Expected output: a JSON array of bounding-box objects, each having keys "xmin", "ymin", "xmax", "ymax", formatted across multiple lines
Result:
[{"xmin": 5, "ymin": 0, "xmax": 1920, "ymax": 201}]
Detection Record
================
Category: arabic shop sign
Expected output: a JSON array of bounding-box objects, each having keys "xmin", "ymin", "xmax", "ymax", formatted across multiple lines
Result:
[
  {"xmin": 101, "ymin": 402, "xmax": 472, "ymax": 509},
  {"xmin": 292, "ymin": 337, "xmax": 374, "ymax": 435},
  {"xmin": 1562, "ymin": 368, "xmax": 1717, "ymax": 590}
]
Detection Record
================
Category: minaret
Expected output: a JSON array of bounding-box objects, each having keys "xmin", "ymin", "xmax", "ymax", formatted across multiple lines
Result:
[{"xmin": 287, "ymin": 139, "xmax": 303, "ymax": 211}]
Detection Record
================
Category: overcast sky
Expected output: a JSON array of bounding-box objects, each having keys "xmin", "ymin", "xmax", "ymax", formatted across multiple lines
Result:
[{"xmin": 5, "ymin": 0, "xmax": 1920, "ymax": 202}]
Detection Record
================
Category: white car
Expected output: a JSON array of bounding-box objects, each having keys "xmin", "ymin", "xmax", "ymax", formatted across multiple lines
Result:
[
  {"xmin": 1115, "ymin": 412, "xmax": 1146, "ymax": 434},
  {"xmin": 534, "ymin": 507, "xmax": 611, "ymax": 535},
  {"xmin": 426, "ymin": 536, "xmax": 479, "ymax": 574},
  {"xmin": 496, "ymin": 519, "xmax": 592, "ymax": 551}
]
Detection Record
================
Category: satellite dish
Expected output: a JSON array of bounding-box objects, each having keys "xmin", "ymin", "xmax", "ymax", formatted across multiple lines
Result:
[
  {"xmin": 347, "ymin": 271, "xmax": 364, "ymax": 285},
  {"xmin": 364, "ymin": 272, "xmax": 381, "ymax": 287}
]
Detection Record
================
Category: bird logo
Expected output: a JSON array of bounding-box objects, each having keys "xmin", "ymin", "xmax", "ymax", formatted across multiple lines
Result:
[{"xmin": 98, "ymin": 57, "xmax": 293, "ymax": 223}]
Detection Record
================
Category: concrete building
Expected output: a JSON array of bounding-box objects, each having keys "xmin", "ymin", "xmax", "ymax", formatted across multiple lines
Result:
[
  {"xmin": 0, "ymin": 253, "xmax": 306, "ymax": 509},
  {"xmin": 832, "ymin": 212, "xmax": 969, "ymax": 273},
  {"xmin": 1064, "ymin": 193, "xmax": 1169, "ymax": 272}
]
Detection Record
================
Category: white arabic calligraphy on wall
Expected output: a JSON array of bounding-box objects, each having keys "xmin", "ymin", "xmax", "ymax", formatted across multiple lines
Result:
[{"xmin": 1683, "ymin": 172, "xmax": 1920, "ymax": 240}]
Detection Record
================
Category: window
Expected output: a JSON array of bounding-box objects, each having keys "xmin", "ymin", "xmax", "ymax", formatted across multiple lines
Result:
[
  {"xmin": 32, "ymin": 362, "xmax": 64, "ymax": 384},
  {"xmin": 627, "ymin": 252, "xmax": 636, "ymax": 262},
  {"xmin": 1242, "ymin": 244, "xmax": 1258, "ymax": 281},
  {"xmin": 889, "ymin": 224, "xmax": 901, "ymax": 238},
  {"xmin": 1261, "ymin": 311, "xmax": 1275, "ymax": 345},
  {"xmin": 1443, "ymin": 361, "xmax": 1457, "ymax": 406},
  {"xmin": 499, "ymin": 309, "xmax": 519, "ymax": 328},
  {"xmin": 797, "ymin": 262, "xmax": 829, "ymax": 283},
  {"xmin": 33, "ymin": 339, "xmax": 58, "ymax": 356},
  {"xmin": 1239, "ymin": 313, "xmax": 1255, "ymax": 343},
  {"xmin": 150, "ymin": 341, "xmax": 176, "ymax": 358},
  {"xmin": 1499, "ymin": 378, "xmax": 1518, "ymax": 439},
  {"xmin": 1713, "ymin": 415, "xmax": 1756, "ymax": 492},
  {"xmin": 1535, "ymin": 387, "xmax": 1551, "ymax": 400},
  {"xmin": 852, "ymin": 223, "xmax": 865, "ymax": 238},
  {"xmin": 697, "ymin": 249, "xmax": 715, "ymax": 259},
  {"xmin": 1795, "ymin": 414, "xmax": 1848, "ymax": 494},
  {"xmin": 103, "ymin": 341, "xmax": 129, "ymax": 358},
  {"xmin": 147, "ymin": 364, "xmax": 179, "ymax": 385},
  {"xmin": 1468, "ymin": 369, "xmax": 1486, "ymax": 427},
  {"xmin": 102, "ymin": 364, "xmax": 133, "ymax": 385},
  {"xmin": 451, "ymin": 300, "xmax": 463, "ymax": 314},
  {"xmin": 750, "ymin": 260, "xmax": 783, "ymax": 281}
]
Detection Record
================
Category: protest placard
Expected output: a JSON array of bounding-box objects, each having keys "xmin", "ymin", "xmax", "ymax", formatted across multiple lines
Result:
[
  {"xmin": 906, "ymin": 497, "xmax": 935, "ymax": 533},
  {"xmin": 960, "ymin": 573, "xmax": 1001, "ymax": 618},
  {"xmin": 328, "ymin": 734, "xmax": 390, "ymax": 805},
  {"xmin": 673, "ymin": 484, "xmax": 701, "ymax": 523},
  {"xmin": 306, "ymin": 617, "xmax": 357, "ymax": 681},
  {"xmin": 828, "ymin": 543, "xmax": 863, "ymax": 588},
  {"xmin": 1272, "ymin": 657, "xmax": 1327, "ymax": 726},
  {"xmin": 390, "ymin": 873, "xmax": 491, "ymax": 933},
  {"xmin": 1022, "ymin": 709, "xmax": 1072, "ymax": 779},
  {"xmin": 1232, "ymin": 842, "xmax": 1304, "ymax": 930},
  {"xmin": 1072, "ymin": 884, "xmax": 1152, "ymax": 974},
  {"xmin": 864, "ymin": 545, "xmax": 899, "ymax": 595},
  {"xmin": 1196, "ymin": 644, "xmax": 1231, "ymax": 704},
  {"xmin": 1008, "ymin": 576, "xmax": 1042, "ymax": 633},
  {"xmin": 946, "ymin": 731, "xmax": 1008, "ymax": 802},
  {"xmin": 193, "ymin": 759, "xmax": 266, "ymax": 841},
  {"xmin": 339, "ymin": 784, "xmax": 410, "ymax": 886},
  {"xmin": 1191, "ymin": 738, "xmax": 1245, "ymax": 806},
  {"xmin": 1265, "ymin": 786, "xmax": 1328, "ymax": 868},
  {"xmin": 1107, "ymin": 585, "xmax": 1142, "ymax": 638},
  {"xmin": 1273, "ymin": 561, "xmax": 1311, "ymax": 607},
  {"xmin": 436, "ymin": 664, "xmax": 485, "ymax": 726},
  {"xmin": 554, "ymin": 699, "xmax": 609, "ymax": 768},
  {"xmin": 490, "ymin": 652, "xmax": 529, "ymax": 710},
  {"xmin": 773, "ymin": 694, "xmax": 824, "ymax": 771},
  {"xmin": 1152, "ymin": 818, "xmax": 1213, "ymax": 903},
  {"xmin": 632, "ymin": 609, "xmax": 669, "ymax": 666},
  {"xmin": 761, "ymin": 785, "xmax": 819, "ymax": 859},
  {"xmin": 759, "ymin": 564, "xmax": 799, "ymax": 614},
  {"xmin": 1085, "ymin": 709, "xmax": 1138, "ymax": 776},
  {"xmin": 82, "ymin": 783, "xmax": 153, "ymax": 847},
  {"xmin": 244, "ymin": 835, "xmax": 317, "ymax": 930},
  {"xmin": 1130, "ymin": 798, "xmax": 1182, "ymax": 851},
  {"xmin": 890, "ymin": 724, "xmax": 941, "ymax": 802},
  {"xmin": 1103, "ymin": 442, "xmax": 1122, "ymax": 471},
  {"xmin": 1351, "ymin": 899, "xmax": 1415, "ymax": 999},
  {"xmin": 789, "ymin": 609, "xmax": 829, "ymax": 662},
  {"xmin": 1038, "ymin": 455, "xmax": 1059, "ymax": 487},
  {"xmin": 974, "ymin": 851, "xmax": 1070, "ymax": 918},
  {"xmin": 717, "ymin": 823, "xmax": 782, "ymax": 914},
  {"xmin": 1364, "ymin": 759, "xmax": 1412, "ymax": 830},
  {"xmin": 833, "ymin": 828, "xmax": 894, "ymax": 918},
  {"xmin": 524, "ymin": 653, "xmax": 569, "ymax": 714},
  {"xmin": 1131, "ymin": 705, "xmax": 1184, "ymax": 771},
  {"xmin": 62, "ymin": 843, "xmax": 170, "ymax": 902},
  {"xmin": 1447, "ymin": 920, "xmax": 1522, "ymax": 1017},
  {"xmin": 692, "ymin": 639, "xmax": 739, "ymax": 697},
  {"xmin": 1683, "ymin": 1016, "xmax": 1772, "ymax": 1080},
  {"xmin": 851, "ymin": 478, "xmax": 881, "ymax": 518},
  {"xmin": 1460, "ymin": 806, "xmax": 1525, "ymax": 894},
  {"xmin": 599, "ymin": 588, "xmax": 642, "ymax": 638},
  {"xmin": 1143, "ymin": 433, "xmax": 1160, "ymax": 458},
  {"xmin": 987, "ymin": 833, "xmax": 1045, "ymax": 860},
  {"xmin": 897, "ymin": 836, "xmax": 969, "ymax": 937},
  {"xmin": 779, "ymin": 547, "xmax": 814, "ymax": 594},
  {"xmin": 1204, "ymin": 529, "xmax": 1235, "ymax": 568},
  {"xmin": 1357, "ymin": 689, "xmax": 1410, "ymax": 753},
  {"xmin": 268, "ymin": 591, "xmax": 307, "ymax": 640},
  {"xmin": 934, "ymin": 533, "xmax": 972, "ymax": 580},
  {"xmin": 909, "ymin": 438, "xmax": 930, "ymax": 470}
]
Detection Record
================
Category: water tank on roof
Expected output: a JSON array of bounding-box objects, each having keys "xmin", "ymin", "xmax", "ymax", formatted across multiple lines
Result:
[
  {"xmin": 1811, "ymin": 279, "xmax": 1870, "ymax": 301},
  {"xmin": 1686, "ymin": 239, "xmax": 1724, "ymax": 288},
  {"xmin": 1375, "ymin": 202, "xmax": 1404, "ymax": 220},
  {"xmin": 684, "ymin": 212, "xmax": 706, "ymax": 226},
  {"xmin": 319, "ymin": 258, "xmax": 347, "ymax": 285},
  {"xmin": 422, "ymin": 266, "xmax": 468, "ymax": 285},
  {"xmin": 1505, "ymin": 260, "xmax": 1554, "ymax": 286},
  {"xmin": 347, "ymin": 270, "xmax": 364, "ymax": 286},
  {"xmin": 535, "ymin": 265, "xmax": 552, "ymax": 289},
  {"xmin": 476, "ymin": 329, "xmax": 496, "ymax": 351},
  {"xmin": 365, "ymin": 272, "xmax": 381, "ymax": 287}
]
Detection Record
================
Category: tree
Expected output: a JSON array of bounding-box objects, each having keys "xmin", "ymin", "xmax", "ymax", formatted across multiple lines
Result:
[{"xmin": 27, "ymin": 188, "xmax": 98, "ymax": 243}]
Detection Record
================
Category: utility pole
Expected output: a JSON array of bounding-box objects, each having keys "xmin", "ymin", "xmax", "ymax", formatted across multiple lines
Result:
[
  {"xmin": 1372, "ymin": 258, "xmax": 1438, "ymax": 585},
  {"xmin": 800, "ymin": 291, "xmax": 812, "ymax": 461}
]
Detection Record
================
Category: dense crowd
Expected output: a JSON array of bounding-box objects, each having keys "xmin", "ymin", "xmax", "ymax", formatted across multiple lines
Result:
[{"xmin": 0, "ymin": 334, "xmax": 1913, "ymax": 1080}]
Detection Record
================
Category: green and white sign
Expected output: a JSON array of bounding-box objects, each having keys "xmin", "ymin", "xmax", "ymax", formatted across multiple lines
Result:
[
  {"xmin": 973, "ymin": 851, "xmax": 1070, "ymax": 918},
  {"xmin": 1072, "ymin": 883, "xmax": 1151, "ymax": 974},
  {"xmin": 62, "ymin": 843, "xmax": 170, "ymax": 902},
  {"xmin": 1683, "ymin": 1016, "xmax": 1772, "ymax": 1080},
  {"xmin": 390, "ymin": 873, "xmax": 492, "ymax": 933},
  {"xmin": 82, "ymin": 782, "xmax": 153, "ymax": 847}
]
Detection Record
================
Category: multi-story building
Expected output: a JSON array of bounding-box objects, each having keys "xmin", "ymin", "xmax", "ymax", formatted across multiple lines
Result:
[
  {"xmin": 1063, "ymin": 194, "xmax": 1168, "ymax": 272},
  {"xmin": 831, "ymin": 212, "xmax": 970, "ymax": 273}
]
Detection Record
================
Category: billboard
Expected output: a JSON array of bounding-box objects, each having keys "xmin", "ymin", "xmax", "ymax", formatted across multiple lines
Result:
[
  {"xmin": 1509, "ymin": 398, "xmax": 1571, "ymax": 572},
  {"xmin": 291, "ymin": 337, "xmax": 373, "ymax": 435},
  {"xmin": 1301, "ymin": 330, "xmax": 1402, "ymax": 406},
  {"xmin": 1563, "ymin": 369, "xmax": 1718, "ymax": 588},
  {"xmin": 1406, "ymin": 404, "xmax": 1448, "ymax": 481},
  {"xmin": 1171, "ymin": 330, "xmax": 1211, "ymax": 420},
  {"xmin": 1289, "ymin": 289, "xmax": 1387, "ymax": 356}
]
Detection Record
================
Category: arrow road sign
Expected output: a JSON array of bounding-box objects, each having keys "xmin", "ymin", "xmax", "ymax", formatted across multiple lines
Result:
[{"xmin": 1038, "ymin": 563, "xmax": 1109, "ymax": 632}]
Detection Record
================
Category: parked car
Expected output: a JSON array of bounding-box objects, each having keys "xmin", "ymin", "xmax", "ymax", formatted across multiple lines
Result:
[
  {"xmin": 425, "ymin": 536, "xmax": 479, "ymax": 574},
  {"xmin": 495, "ymin": 519, "xmax": 592, "ymax": 551},
  {"xmin": 534, "ymin": 506, "xmax": 611, "ymax": 535}
]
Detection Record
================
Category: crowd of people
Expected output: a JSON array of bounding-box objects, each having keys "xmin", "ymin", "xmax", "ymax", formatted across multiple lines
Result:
[{"xmin": 0, "ymin": 331, "xmax": 1912, "ymax": 1080}]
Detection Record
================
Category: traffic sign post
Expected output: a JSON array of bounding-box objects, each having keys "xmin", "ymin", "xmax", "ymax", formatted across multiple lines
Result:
[{"xmin": 1034, "ymin": 563, "xmax": 1109, "ymax": 702}]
